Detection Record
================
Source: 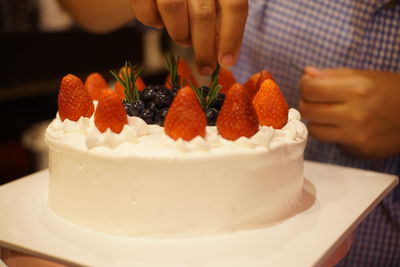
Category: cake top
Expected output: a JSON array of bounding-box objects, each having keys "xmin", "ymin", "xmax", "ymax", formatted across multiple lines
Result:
[
  {"xmin": 55, "ymin": 56, "xmax": 292, "ymax": 143},
  {"xmin": 47, "ymin": 57, "xmax": 308, "ymax": 156}
]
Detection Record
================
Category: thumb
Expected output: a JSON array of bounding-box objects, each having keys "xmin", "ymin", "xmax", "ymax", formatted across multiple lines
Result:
[{"xmin": 304, "ymin": 66, "xmax": 323, "ymax": 77}]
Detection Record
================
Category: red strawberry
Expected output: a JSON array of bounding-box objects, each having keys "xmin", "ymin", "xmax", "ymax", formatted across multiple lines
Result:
[
  {"xmin": 253, "ymin": 79, "xmax": 288, "ymax": 129},
  {"xmin": 218, "ymin": 67, "xmax": 237, "ymax": 94},
  {"xmin": 164, "ymin": 86, "xmax": 206, "ymax": 141},
  {"xmin": 94, "ymin": 89, "xmax": 128, "ymax": 133},
  {"xmin": 216, "ymin": 83, "xmax": 259, "ymax": 140},
  {"xmin": 58, "ymin": 74, "xmax": 94, "ymax": 121},
  {"xmin": 165, "ymin": 58, "xmax": 197, "ymax": 88},
  {"xmin": 115, "ymin": 82, "xmax": 125, "ymax": 99},
  {"xmin": 136, "ymin": 76, "xmax": 146, "ymax": 91},
  {"xmin": 244, "ymin": 70, "xmax": 273, "ymax": 99},
  {"xmin": 115, "ymin": 76, "xmax": 146, "ymax": 100},
  {"xmin": 85, "ymin": 72, "xmax": 109, "ymax": 101}
]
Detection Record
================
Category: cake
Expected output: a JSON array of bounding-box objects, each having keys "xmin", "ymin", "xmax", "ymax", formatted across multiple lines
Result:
[{"xmin": 45, "ymin": 61, "xmax": 308, "ymax": 238}]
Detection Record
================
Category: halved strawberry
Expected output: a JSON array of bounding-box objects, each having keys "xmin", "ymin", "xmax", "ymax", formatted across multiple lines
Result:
[
  {"xmin": 218, "ymin": 67, "xmax": 236, "ymax": 94},
  {"xmin": 253, "ymin": 79, "xmax": 288, "ymax": 129},
  {"xmin": 94, "ymin": 89, "xmax": 128, "ymax": 133},
  {"xmin": 58, "ymin": 74, "xmax": 94, "ymax": 121},
  {"xmin": 115, "ymin": 76, "xmax": 146, "ymax": 100},
  {"xmin": 216, "ymin": 83, "xmax": 259, "ymax": 140},
  {"xmin": 164, "ymin": 86, "xmax": 206, "ymax": 141},
  {"xmin": 244, "ymin": 70, "xmax": 273, "ymax": 99},
  {"xmin": 85, "ymin": 72, "xmax": 109, "ymax": 101},
  {"xmin": 165, "ymin": 58, "xmax": 197, "ymax": 88}
]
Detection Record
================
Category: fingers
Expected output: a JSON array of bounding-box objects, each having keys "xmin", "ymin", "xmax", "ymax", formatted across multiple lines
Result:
[
  {"xmin": 132, "ymin": 0, "xmax": 248, "ymax": 75},
  {"xmin": 300, "ymin": 75, "xmax": 354, "ymax": 103},
  {"xmin": 157, "ymin": 0, "xmax": 190, "ymax": 46},
  {"xmin": 298, "ymin": 100, "xmax": 345, "ymax": 125},
  {"xmin": 217, "ymin": 0, "xmax": 248, "ymax": 67},
  {"xmin": 304, "ymin": 67, "xmax": 354, "ymax": 78},
  {"xmin": 188, "ymin": 0, "xmax": 218, "ymax": 75},
  {"xmin": 304, "ymin": 66, "xmax": 322, "ymax": 77},
  {"xmin": 301, "ymin": 70, "xmax": 374, "ymax": 104},
  {"xmin": 307, "ymin": 123, "xmax": 347, "ymax": 144},
  {"xmin": 131, "ymin": 0, "xmax": 163, "ymax": 28}
]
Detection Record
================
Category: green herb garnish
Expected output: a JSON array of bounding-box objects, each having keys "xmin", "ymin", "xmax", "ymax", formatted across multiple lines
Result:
[
  {"xmin": 165, "ymin": 55, "xmax": 184, "ymax": 88},
  {"xmin": 192, "ymin": 64, "xmax": 222, "ymax": 109},
  {"xmin": 110, "ymin": 61, "xmax": 143, "ymax": 103}
]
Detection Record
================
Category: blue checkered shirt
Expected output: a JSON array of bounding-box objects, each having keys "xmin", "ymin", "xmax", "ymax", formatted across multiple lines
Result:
[{"xmin": 232, "ymin": 1, "xmax": 400, "ymax": 266}]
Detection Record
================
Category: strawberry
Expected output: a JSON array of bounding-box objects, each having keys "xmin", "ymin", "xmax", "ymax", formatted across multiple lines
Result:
[
  {"xmin": 253, "ymin": 79, "xmax": 288, "ymax": 129},
  {"xmin": 218, "ymin": 67, "xmax": 236, "ymax": 94},
  {"xmin": 164, "ymin": 86, "xmax": 206, "ymax": 141},
  {"xmin": 165, "ymin": 58, "xmax": 197, "ymax": 88},
  {"xmin": 94, "ymin": 89, "xmax": 128, "ymax": 133},
  {"xmin": 115, "ymin": 82, "xmax": 124, "ymax": 99},
  {"xmin": 115, "ymin": 76, "xmax": 146, "ymax": 100},
  {"xmin": 85, "ymin": 72, "xmax": 109, "ymax": 101},
  {"xmin": 216, "ymin": 83, "xmax": 259, "ymax": 140},
  {"xmin": 244, "ymin": 70, "xmax": 273, "ymax": 99},
  {"xmin": 58, "ymin": 74, "xmax": 94, "ymax": 121},
  {"xmin": 114, "ymin": 65, "xmax": 146, "ymax": 100}
]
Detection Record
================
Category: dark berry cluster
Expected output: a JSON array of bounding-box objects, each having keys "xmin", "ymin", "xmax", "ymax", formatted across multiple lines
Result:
[
  {"xmin": 123, "ymin": 85, "xmax": 225, "ymax": 126},
  {"xmin": 124, "ymin": 85, "xmax": 178, "ymax": 126}
]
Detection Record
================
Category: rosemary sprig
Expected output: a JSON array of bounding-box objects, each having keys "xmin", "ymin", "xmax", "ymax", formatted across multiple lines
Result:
[
  {"xmin": 110, "ymin": 61, "xmax": 143, "ymax": 103},
  {"xmin": 165, "ymin": 55, "xmax": 181, "ymax": 88},
  {"xmin": 191, "ymin": 64, "xmax": 222, "ymax": 109},
  {"xmin": 206, "ymin": 64, "xmax": 222, "ymax": 108},
  {"xmin": 191, "ymin": 82, "xmax": 206, "ymax": 107}
]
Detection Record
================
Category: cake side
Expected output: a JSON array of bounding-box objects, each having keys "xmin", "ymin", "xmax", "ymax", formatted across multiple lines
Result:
[{"xmin": 46, "ymin": 108, "xmax": 307, "ymax": 237}]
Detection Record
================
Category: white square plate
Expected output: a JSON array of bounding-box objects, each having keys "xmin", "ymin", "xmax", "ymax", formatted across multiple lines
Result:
[{"xmin": 0, "ymin": 161, "xmax": 397, "ymax": 267}]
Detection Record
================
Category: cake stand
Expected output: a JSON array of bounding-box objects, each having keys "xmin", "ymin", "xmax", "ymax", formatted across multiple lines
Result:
[{"xmin": 0, "ymin": 160, "xmax": 398, "ymax": 267}]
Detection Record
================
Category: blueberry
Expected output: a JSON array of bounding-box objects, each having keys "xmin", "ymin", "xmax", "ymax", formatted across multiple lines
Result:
[
  {"xmin": 154, "ymin": 89, "xmax": 172, "ymax": 108},
  {"xmin": 155, "ymin": 85, "xmax": 168, "ymax": 91},
  {"xmin": 130, "ymin": 100, "xmax": 145, "ymax": 117},
  {"xmin": 146, "ymin": 101, "xmax": 157, "ymax": 111},
  {"xmin": 140, "ymin": 108, "xmax": 156, "ymax": 124},
  {"xmin": 138, "ymin": 90, "xmax": 144, "ymax": 100},
  {"xmin": 123, "ymin": 102, "xmax": 133, "ymax": 116},
  {"xmin": 156, "ymin": 108, "xmax": 169, "ymax": 126},
  {"xmin": 212, "ymin": 93, "xmax": 225, "ymax": 110},
  {"xmin": 170, "ymin": 87, "xmax": 179, "ymax": 98},
  {"xmin": 205, "ymin": 107, "xmax": 219, "ymax": 126},
  {"xmin": 142, "ymin": 86, "xmax": 157, "ymax": 102}
]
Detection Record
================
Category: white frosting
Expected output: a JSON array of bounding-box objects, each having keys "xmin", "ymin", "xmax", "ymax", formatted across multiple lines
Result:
[
  {"xmin": 47, "ymin": 109, "xmax": 305, "ymax": 155},
  {"xmin": 46, "ymin": 107, "xmax": 308, "ymax": 237}
]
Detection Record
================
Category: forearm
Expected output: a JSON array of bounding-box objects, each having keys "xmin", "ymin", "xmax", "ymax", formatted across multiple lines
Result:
[{"xmin": 58, "ymin": 0, "xmax": 135, "ymax": 33}]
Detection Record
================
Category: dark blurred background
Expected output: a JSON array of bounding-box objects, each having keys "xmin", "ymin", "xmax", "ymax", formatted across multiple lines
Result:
[{"xmin": 0, "ymin": 0, "xmax": 169, "ymax": 185}]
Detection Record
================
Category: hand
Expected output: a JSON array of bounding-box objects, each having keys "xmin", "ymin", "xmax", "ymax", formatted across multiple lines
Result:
[
  {"xmin": 130, "ymin": 0, "xmax": 248, "ymax": 75},
  {"xmin": 299, "ymin": 67, "xmax": 400, "ymax": 159}
]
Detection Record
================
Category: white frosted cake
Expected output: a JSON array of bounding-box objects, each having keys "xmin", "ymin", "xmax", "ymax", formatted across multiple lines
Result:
[
  {"xmin": 46, "ymin": 64, "xmax": 308, "ymax": 238},
  {"xmin": 45, "ymin": 107, "xmax": 307, "ymax": 238}
]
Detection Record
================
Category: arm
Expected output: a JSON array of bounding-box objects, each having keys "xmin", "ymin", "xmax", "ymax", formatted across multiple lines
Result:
[
  {"xmin": 59, "ymin": 0, "xmax": 248, "ymax": 74},
  {"xmin": 299, "ymin": 67, "xmax": 400, "ymax": 159},
  {"xmin": 58, "ymin": 0, "xmax": 135, "ymax": 33}
]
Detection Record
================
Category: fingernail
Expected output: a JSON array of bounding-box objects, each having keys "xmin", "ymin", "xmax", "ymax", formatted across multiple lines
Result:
[
  {"xmin": 305, "ymin": 66, "xmax": 322, "ymax": 77},
  {"xmin": 200, "ymin": 66, "xmax": 213, "ymax": 76},
  {"xmin": 220, "ymin": 54, "xmax": 234, "ymax": 67}
]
